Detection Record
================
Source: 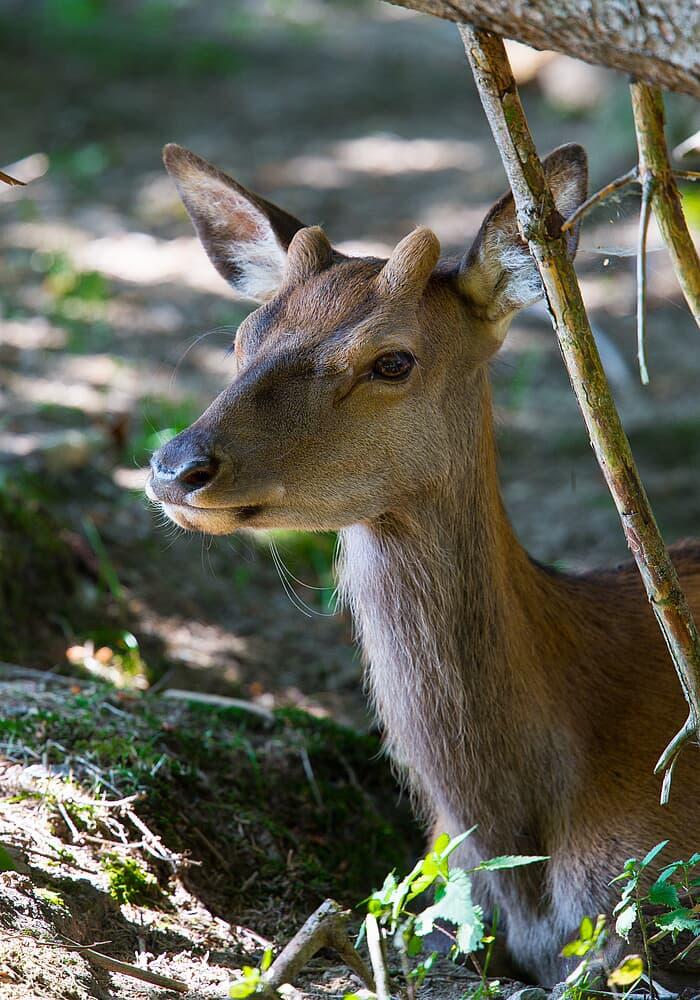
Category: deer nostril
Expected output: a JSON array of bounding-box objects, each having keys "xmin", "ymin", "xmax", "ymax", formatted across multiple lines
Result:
[{"xmin": 176, "ymin": 457, "xmax": 219, "ymax": 490}]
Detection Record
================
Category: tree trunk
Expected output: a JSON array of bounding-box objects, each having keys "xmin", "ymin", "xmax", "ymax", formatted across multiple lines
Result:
[{"xmin": 388, "ymin": 0, "xmax": 700, "ymax": 99}]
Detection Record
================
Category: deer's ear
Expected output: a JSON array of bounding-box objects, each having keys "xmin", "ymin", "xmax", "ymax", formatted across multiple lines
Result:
[
  {"xmin": 163, "ymin": 144, "xmax": 305, "ymax": 302},
  {"xmin": 457, "ymin": 144, "xmax": 588, "ymax": 326}
]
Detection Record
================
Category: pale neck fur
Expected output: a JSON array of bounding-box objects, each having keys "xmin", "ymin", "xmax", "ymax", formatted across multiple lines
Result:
[{"xmin": 338, "ymin": 368, "xmax": 582, "ymax": 851}]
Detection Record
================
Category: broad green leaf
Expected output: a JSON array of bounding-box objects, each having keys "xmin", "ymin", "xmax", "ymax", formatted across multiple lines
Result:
[
  {"xmin": 648, "ymin": 879, "xmax": 680, "ymax": 908},
  {"xmin": 472, "ymin": 855, "xmax": 549, "ymax": 872},
  {"xmin": 654, "ymin": 907, "xmax": 700, "ymax": 934},
  {"xmin": 640, "ymin": 840, "xmax": 669, "ymax": 869},
  {"xmin": 415, "ymin": 869, "xmax": 475, "ymax": 937},
  {"xmin": 615, "ymin": 904, "xmax": 637, "ymax": 941},
  {"xmin": 456, "ymin": 906, "xmax": 485, "ymax": 955},
  {"xmin": 579, "ymin": 916, "xmax": 594, "ymax": 941},
  {"xmin": 607, "ymin": 955, "xmax": 644, "ymax": 986},
  {"xmin": 260, "ymin": 948, "xmax": 273, "ymax": 973}
]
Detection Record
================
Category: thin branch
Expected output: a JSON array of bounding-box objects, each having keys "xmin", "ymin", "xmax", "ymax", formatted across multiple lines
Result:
[
  {"xmin": 561, "ymin": 167, "xmax": 638, "ymax": 233},
  {"xmin": 637, "ymin": 174, "xmax": 655, "ymax": 385},
  {"xmin": 630, "ymin": 81, "xmax": 700, "ymax": 331},
  {"xmin": 674, "ymin": 170, "xmax": 700, "ymax": 182},
  {"xmin": 459, "ymin": 25, "xmax": 700, "ymax": 801}
]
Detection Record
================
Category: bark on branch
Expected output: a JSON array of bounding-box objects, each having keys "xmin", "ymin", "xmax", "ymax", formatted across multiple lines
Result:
[
  {"xmin": 630, "ymin": 81, "xmax": 700, "ymax": 331},
  {"xmin": 458, "ymin": 25, "xmax": 700, "ymax": 802},
  {"xmin": 389, "ymin": 0, "xmax": 700, "ymax": 100}
]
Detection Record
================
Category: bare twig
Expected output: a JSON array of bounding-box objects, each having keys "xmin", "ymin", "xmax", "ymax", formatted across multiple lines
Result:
[
  {"xmin": 263, "ymin": 899, "xmax": 375, "ymax": 994},
  {"xmin": 630, "ymin": 81, "xmax": 700, "ymax": 331},
  {"xmin": 365, "ymin": 913, "xmax": 391, "ymax": 1000},
  {"xmin": 674, "ymin": 170, "xmax": 700, "ymax": 182},
  {"xmin": 459, "ymin": 25, "xmax": 700, "ymax": 801},
  {"xmin": 637, "ymin": 174, "xmax": 655, "ymax": 385},
  {"xmin": 561, "ymin": 167, "xmax": 638, "ymax": 233},
  {"xmin": 160, "ymin": 688, "xmax": 275, "ymax": 722},
  {"xmin": 59, "ymin": 935, "xmax": 189, "ymax": 993}
]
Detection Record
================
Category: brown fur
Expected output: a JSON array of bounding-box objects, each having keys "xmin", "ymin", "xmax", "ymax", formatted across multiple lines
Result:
[{"xmin": 148, "ymin": 143, "xmax": 700, "ymax": 986}]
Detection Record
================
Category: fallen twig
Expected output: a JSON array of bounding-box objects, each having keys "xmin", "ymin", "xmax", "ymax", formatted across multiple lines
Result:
[
  {"xmin": 636, "ymin": 173, "xmax": 655, "ymax": 385},
  {"xmin": 459, "ymin": 25, "xmax": 700, "ymax": 802},
  {"xmin": 263, "ymin": 898, "xmax": 375, "ymax": 995},
  {"xmin": 160, "ymin": 688, "xmax": 275, "ymax": 722},
  {"xmin": 60, "ymin": 935, "xmax": 189, "ymax": 993},
  {"xmin": 561, "ymin": 166, "xmax": 638, "ymax": 233}
]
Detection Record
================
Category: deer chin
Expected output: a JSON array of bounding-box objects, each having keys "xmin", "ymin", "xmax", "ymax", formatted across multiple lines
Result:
[{"xmin": 157, "ymin": 501, "xmax": 269, "ymax": 534}]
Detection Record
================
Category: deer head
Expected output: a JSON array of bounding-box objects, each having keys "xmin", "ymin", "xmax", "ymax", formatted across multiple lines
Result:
[{"xmin": 147, "ymin": 143, "xmax": 587, "ymax": 534}]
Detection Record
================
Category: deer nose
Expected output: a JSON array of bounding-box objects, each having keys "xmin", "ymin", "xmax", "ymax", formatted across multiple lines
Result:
[
  {"xmin": 149, "ymin": 452, "xmax": 220, "ymax": 502},
  {"xmin": 175, "ymin": 457, "xmax": 219, "ymax": 489}
]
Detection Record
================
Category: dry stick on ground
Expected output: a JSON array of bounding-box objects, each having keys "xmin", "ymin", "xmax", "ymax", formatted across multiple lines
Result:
[
  {"xmin": 458, "ymin": 25, "xmax": 700, "ymax": 803},
  {"xmin": 630, "ymin": 81, "xmax": 700, "ymax": 332},
  {"xmin": 262, "ymin": 899, "xmax": 375, "ymax": 996},
  {"xmin": 58, "ymin": 935, "xmax": 189, "ymax": 994}
]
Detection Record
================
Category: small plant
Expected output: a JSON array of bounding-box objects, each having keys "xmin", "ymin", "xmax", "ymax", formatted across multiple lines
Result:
[
  {"xmin": 560, "ymin": 915, "xmax": 643, "ymax": 999},
  {"xmin": 102, "ymin": 852, "xmax": 159, "ymax": 907},
  {"xmin": 563, "ymin": 842, "xmax": 700, "ymax": 999},
  {"xmin": 357, "ymin": 829, "xmax": 548, "ymax": 997},
  {"xmin": 612, "ymin": 840, "xmax": 700, "ymax": 980},
  {"xmin": 229, "ymin": 947, "xmax": 273, "ymax": 999}
]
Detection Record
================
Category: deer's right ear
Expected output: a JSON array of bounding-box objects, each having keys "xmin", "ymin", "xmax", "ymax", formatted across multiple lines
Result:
[{"xmin": 163, "ymin": 144, "xmax": 305, "ymax": 302}]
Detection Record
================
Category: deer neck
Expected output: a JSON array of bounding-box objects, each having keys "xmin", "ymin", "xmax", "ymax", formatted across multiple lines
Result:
[{"xmin": 338, "ymin": 369, "xmax": 580, "ymax": 838}]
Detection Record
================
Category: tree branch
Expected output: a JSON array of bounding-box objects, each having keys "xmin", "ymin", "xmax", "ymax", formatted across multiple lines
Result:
[
  {"xmin": 458, "ymin": 25, "xmax": 700, "ymax": 801},
  {"xmin": 636, "ymin": 174, "xmax": 655, "ymax": 386},
  {"xmin": 630, "ymin": 81, "xmax": 700, "ymax": 332},
  {"xmin": 561, "ymin": 167, "xmax": 638, "ymax": 234}
]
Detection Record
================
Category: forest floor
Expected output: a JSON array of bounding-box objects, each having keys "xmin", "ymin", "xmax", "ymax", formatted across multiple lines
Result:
[{"xmin": 1, "ymin": 0, "xmax": 700, "ymax": 996}]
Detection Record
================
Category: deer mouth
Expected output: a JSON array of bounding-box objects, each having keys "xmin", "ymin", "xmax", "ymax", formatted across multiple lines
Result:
[{"xmin": 150, "ymin": 494, "xmax": 267, "ymax": 534}]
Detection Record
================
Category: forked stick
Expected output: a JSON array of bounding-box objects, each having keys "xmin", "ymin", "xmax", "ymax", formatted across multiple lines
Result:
[
  {"xmin": 458, "ymin": 25, "xmax": 700, "ymax": 803},
  {"xmin": 262, "ymin": 899, "xmax": 375, "ymax": 995}
]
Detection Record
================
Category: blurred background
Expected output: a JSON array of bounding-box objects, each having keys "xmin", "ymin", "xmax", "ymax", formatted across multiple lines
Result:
[{"xmin": 2, "ymin": 0, "xmax": 700, "ymax": 730}]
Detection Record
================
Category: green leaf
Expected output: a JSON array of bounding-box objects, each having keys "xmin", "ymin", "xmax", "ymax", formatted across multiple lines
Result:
[
  {"xmin": 260, "ymin": 948, "xmax": 273, "ymax": 973},
  {"xmin": 640, "ymin": 840, "xmax": 669, "ymax": 869},
  {"xmin": 438, "ymin": 826, "xmax": 478, "ymax": 860},
  {"xmin": 432, "ymin": 833, "xmax": 450, "ymax": 856},
  {"xmin": 654, "ymin": 908, "xmax": 700, "ymax": 934},
  {"xmin": 456, "ymin": 910, "xmax": 484, "ymax": 955},
  {"xmin": 415, "ymin": 869, "xmax": 484, "ymax": 954},
  {"xmin": 648, "ymin": 879, "xmax": 680, "ymax": 908},
  {"xmin": 407, "ymin": 935, "xmax": 423, "ymax": 957},
  {"xmin": 472, "ymin": 855, "xmax": 549, "ymax": 872},
  {"xmin": 608, "ymin": 955, "xmax": 644, "ymax": 987},
  {"xmin": 615, "ymin": 904, "xmax": 637, "ymax": 941},
  {"xmin": 0, "ymin": 844, "xmax": 19, "ymax": 872}
]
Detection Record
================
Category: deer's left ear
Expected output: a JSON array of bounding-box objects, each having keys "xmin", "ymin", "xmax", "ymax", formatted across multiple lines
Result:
[
  {"xmin": 457, "ymin": 144, "xmax": 588, "ymax": 327},
  {"xmin": 163, "ymin": 144, "xmax": 306, "ymax": 302}
]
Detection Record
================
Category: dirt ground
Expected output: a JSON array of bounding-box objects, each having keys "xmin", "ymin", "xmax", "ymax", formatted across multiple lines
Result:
[{"xmin": 2, "ymin": 0, "xmax": 700, "ymax": 996}]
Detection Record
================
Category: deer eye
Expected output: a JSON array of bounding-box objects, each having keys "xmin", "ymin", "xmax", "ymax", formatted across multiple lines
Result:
[{"xmin": 371, "ymin": 351, "xmax": 414, "ymax": 381}]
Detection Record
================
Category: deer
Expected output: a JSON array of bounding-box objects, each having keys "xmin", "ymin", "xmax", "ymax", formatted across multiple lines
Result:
[{"xmin": 147, "ymin": 142, "xmax": 700, "ymax": 987}]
